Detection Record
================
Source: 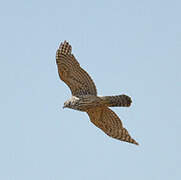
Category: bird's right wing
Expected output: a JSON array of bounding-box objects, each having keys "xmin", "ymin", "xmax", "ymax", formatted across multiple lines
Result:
[
  {"xmin": 56, "ymin": 41, "xmax": 97, "ymax": 96},
  {"xmin": 87, "ymin": 107, "xmax": 138, "ymax": 145}
]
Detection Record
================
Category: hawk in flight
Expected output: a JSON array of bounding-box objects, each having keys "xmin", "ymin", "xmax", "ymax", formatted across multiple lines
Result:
[{"xmin": 56, "ymin": 41, "xmax": 138, "ymax": 145}]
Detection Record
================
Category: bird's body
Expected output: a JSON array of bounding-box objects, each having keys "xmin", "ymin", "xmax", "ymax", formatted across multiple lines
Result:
[
  {"xmin": 64, "ymin": 94, "xmax": 132, "ymax": 112},
  {"xmin": 56, "ymin": 41, "xmax": 139, "ymax": 145},
  {"xmin": 63, "ymin": 95, "xmax": 101, "ymax": 112}
]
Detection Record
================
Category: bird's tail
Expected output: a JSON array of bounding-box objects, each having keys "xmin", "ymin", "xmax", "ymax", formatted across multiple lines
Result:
[{"xmin": 99, "ymin": 95, "xmax": 132, "ymax": 107}]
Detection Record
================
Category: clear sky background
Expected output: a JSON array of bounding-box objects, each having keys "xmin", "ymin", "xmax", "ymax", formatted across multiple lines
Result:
[{"xmin": 0, "ymin": 0, "xmax": 180, "ymax": 179}]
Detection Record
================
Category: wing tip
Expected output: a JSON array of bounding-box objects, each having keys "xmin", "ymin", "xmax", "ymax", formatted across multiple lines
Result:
[
  {"xmin": 120, "ymin": 138, "xmax": 139, "ymax": 146},
  {"xmin": 58, "ymin": 40, "xmax": 72, "ymax": 55},
  {"xmin": 133, "ymin": 140, "xmax": 139, "ymax": 146}
]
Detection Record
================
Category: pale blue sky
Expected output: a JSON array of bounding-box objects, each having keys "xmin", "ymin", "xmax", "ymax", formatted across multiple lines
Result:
[{"xmin": 0, "ymin": 0, "xmax": 181, "ymax": 179}]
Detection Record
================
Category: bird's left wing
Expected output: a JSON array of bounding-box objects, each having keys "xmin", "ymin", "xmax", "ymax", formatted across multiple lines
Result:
[
  {"xmin": 56, "ymin": 41, "xmax": 97, "ymax": 96},
  {"xmin": 87, "ymin": 107, "xmax": 138, "ymax": 145}
]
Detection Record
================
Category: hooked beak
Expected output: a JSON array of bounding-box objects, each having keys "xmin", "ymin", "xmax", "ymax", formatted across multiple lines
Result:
[{"xmin": 63, "ymin": 105, "xmax": 66, "ymax": 109}]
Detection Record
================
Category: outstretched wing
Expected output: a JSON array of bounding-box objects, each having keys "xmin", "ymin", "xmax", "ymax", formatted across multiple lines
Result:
[
  {"xmin": 56, "ymin": 41, "xmax": 97, "ymax": 96},
  {"xmin": 87, "ymin": 107, "xmax": 138, "ymax": 145}
]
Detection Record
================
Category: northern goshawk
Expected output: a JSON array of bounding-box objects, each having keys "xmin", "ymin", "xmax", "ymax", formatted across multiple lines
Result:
[{"xmin": 56, "ymin": 41, "xmax": 138, "ymax": 145}]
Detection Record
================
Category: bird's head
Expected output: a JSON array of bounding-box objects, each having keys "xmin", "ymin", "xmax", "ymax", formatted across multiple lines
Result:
[
  {"xmin": 63, "ymin": 100, "xmax": 72, "ymax": 109},
  {"xmin": 63, "ymin": 97, "xmax": 80, "ymax": 110}
]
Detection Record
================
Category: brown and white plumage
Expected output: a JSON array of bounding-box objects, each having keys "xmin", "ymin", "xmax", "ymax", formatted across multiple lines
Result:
[
  {"xmin": 56, "ymin": 41, "xmax": 139, "ymax": 145},
  {"xmin": 56, "ymin": 41, "xmax": 97, "ymax": 96},
  {"xmin": 87, "ymin": 107, "xmax": 138, "ymax": 145}
]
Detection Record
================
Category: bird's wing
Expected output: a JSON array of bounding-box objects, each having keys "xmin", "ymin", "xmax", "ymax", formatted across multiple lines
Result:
[
  {"xmin": 56, "ymin": 41, "xmax": 97, "ymax": 96},
  {"xmin": 87, "ymin": 107, "xmax": 138, "ymax": 145}
]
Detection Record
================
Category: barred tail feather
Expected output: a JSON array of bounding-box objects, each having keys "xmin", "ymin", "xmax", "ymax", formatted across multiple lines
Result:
[{"xmin": 100, "ymin": 94, "xmax": 132, "ymax": 107}]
